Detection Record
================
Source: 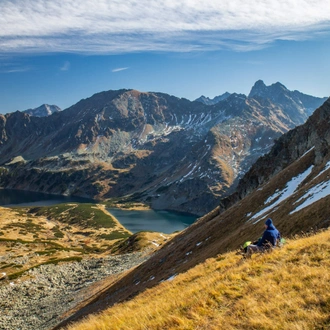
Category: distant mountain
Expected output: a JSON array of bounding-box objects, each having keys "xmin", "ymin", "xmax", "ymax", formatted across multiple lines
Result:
[
  {"xmin": 195, "ymin": 92, "xmax": 231, "ymax": 105},
  {"xmin": 0, "ymin": 83, "xmax": 327, "ymax": 215},
  {"xmin": 22, "ymin": 104, "xmax": 61, "ymax": 117},
  {"xmin": 249, "ymin": 80, "xmax": 327, "ymax": 118}
]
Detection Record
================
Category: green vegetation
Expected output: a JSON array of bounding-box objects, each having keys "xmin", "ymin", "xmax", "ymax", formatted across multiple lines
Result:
[
  {"xmin": 3, "ymin": 221, "xmax": 43, "ymax": 232},
  {"xmin": 52, "ymin": 226, "xmax": 64, "ymax": 238},
  {"xmin": 97, "ymin": 231, "xmax": 130, "ymax": 241},
  {"xmin": 29, "ymin": 203, "xmax": 117, "ymax": 229}
]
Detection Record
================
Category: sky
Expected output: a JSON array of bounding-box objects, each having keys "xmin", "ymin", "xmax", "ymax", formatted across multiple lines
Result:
[{"xmin": 0, "ymin": 0, "xmax": 330, "ymax": 113}]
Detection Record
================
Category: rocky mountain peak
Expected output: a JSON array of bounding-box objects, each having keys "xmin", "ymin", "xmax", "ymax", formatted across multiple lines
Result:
[
  {"xmin": 195, "ymin": 92, "xmax": 231, "ymax": 105},
  {"xmin": 248, "ymin": 80, "xmax": 288, "ymax": 99},
  {"xmin": 248, "ymin": 79, "xmax": 267, "ymax": 97},
  {"xmin": 22, "ymin": 104, "xmax": 62, "ymax": 117}
]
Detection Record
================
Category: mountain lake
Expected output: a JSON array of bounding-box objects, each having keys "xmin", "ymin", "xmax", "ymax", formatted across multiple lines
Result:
[
  {"xmin": 0, "ymin": 189, "xmax": 197, "ymax": 234},
  {"xmin": 107, "ymin": 208, "xmax": 197, "ymax": 234}
]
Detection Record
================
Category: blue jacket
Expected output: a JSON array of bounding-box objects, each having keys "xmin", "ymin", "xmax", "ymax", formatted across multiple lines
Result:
[{"xmin": 257, "ymin": 222, "xmax": 281, "ymax": 247}]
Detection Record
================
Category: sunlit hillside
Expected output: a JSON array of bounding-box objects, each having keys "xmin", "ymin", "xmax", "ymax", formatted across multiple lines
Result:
[{"xmin": 66, "ymin": 229, "xmax": 330, "ymax": 330}]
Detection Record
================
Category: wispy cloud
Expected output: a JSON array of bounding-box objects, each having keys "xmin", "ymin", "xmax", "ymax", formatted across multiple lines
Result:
[
  {"xmin": 0, "ymin": 0, "xmax": 329, "ymax": 54},
  {"xmin": 60, "ymin": 61, "xmax": 71, "ymax": 71},
  {"xmin": 112, "ymin": 67, "xmax": 129, "ymax": 73},
  {"xmin": 60, "ymin": 61, "xmax": 70, "ymax": 71},
  {"xmin": 0, "ymin": 60, "xmax": 32, "ymax": 73}
]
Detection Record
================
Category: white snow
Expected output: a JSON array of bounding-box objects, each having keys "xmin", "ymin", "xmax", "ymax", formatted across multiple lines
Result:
[
  {"xmin": 186, "ymin": 251, "xmax": 192, "ymax": 255},
  {"xmin": 250, "ymin": 165, "xmax": 314, "ymax": 223},
  {"xmin": 196, "ymin": 242, "xmax": 202, "ymax": 246},
  {"xmin": 167, "ymin": 274, "xmax": 177, "ymax": 281},
  {"xmin": 264, "ymin": 189, "xmax": 281, "ymax": 205},
  {"xmin": 299, "ymin": 146, "xmax": 315, "ymax": 159},
  {"xmin": 313, "ymin": 160, "xmax": 330, "ymax": 180},
  {"xmin": 151, "ymin": 241, "xmax": 159, "ymax": 247},
  {"xmin": 290, "ymin": 180, "xmax": 330, "ymax": 214}
]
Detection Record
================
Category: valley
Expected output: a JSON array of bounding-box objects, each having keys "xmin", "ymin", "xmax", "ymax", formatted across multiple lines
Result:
[{"xmin": 0, "ymin": 84, "xmax": 329, "ymax": 330}]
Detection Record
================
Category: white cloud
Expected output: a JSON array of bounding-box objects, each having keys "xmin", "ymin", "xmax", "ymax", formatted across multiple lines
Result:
[
  {"xmin": 60, "ymin": 61, "xmax": 70, "ymax": 71},
  {"xmin": 0, "ymin": 0, "xmax": 329, "ymax": 54},
  {"xmin": 112, "ymin": 67, "xmax": 129, "ymax": 73}
]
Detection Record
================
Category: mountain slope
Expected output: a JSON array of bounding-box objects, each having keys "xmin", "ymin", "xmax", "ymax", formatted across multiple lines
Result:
[
  {"xmin": 66, "ymin": 229, "xmax": 330, "ymax": 330},
  {"xmin": 55, "ymin": 96, "xmax": 330, "ymax": 328},
  {"xmin": 0, "ymin": 84, "xmax": 327, "ymax": 215}
]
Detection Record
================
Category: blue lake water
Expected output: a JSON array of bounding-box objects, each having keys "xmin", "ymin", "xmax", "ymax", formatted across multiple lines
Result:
[
  {"xmin": 0, "ymin": 189, "xmax": 197, "ymax": 233},
  {"xmin": 0, "ymin": 189, "xmax": 94, "ymax": 207},
  {"xmin": 107, "ymin": 208, "xmax": 197, "ymax": 234}
]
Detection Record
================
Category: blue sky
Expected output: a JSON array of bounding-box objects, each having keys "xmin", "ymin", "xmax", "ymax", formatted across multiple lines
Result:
[{"xmin": 0, "ymin": 0, "xmax": 330, "ymax": 113}]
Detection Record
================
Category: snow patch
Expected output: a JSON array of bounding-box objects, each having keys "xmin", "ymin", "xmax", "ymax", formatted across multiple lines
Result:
[
  {"xmin": 250, "ymin": 165, "xmax": 314, "ymax": 223},
  {"xmin": 313, "ymin": 161, "xmax": 330, "ymax": 180},
  {"xmin": 290, "ymin": 180, "xmax": 330, "ymax": 214},
  {"xmin": 299, "ymin": 146, "xmax": 315, "ymax": 159},
  {"xmin": 167, "ymin": 274, "xmax": 177, "ymax": 281}
]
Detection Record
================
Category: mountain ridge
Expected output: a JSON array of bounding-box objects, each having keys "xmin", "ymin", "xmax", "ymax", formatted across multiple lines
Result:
[{"xmin": 0, "ymin": 82, "xmax": 327, "ymax": 215}]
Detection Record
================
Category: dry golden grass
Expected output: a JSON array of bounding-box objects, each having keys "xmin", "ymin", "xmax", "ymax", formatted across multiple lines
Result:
[{"xmin": 67, "ymin": 229, "xmax": 330, "ymax": 330}]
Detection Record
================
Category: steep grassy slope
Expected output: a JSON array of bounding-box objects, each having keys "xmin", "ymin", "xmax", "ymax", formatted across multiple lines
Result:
[{"xmin": 66, "ymin": 229, "xmax": 330, "ymax": 330}]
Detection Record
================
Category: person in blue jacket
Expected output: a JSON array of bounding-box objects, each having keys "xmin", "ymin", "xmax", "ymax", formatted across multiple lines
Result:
[{"xmin": 246, "ymin": 218, "xmax": 281, "ymax": 257}]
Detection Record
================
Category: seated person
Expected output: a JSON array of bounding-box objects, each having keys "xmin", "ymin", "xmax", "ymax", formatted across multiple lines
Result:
[{"xmin": 246, "ymin": 218, "xmax": 281, "ymax": 257}]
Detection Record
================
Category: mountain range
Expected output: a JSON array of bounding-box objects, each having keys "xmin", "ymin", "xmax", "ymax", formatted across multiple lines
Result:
[
  {"xmin": 56, "ymin": 95, "xmax": 330, "ymax": 328},
  {"xmin": 0, "ymin": 81, "xmax": 327, "ymax": 215}
]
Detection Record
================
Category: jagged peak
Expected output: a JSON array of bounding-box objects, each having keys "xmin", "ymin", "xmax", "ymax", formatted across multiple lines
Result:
[
  {"xmin": 248, "ymin": 80, "xmax": 267, "ymax": 98},
  {"xmin": 195, "ymin": 92, "xmax": 231, "ymax": 105}
]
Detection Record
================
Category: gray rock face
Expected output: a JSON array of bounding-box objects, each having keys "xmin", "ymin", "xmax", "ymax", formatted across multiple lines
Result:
[
  {"xmin": 220, "ymin": 97, "xmax": 330, "ymax": 210},
  {"xmin": 0, "ymin": 252, "xmax": 149, "ymax": 330}
]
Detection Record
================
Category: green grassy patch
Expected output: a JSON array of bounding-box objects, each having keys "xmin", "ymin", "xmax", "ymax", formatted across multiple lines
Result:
[
  {"xmin": 3, "ymin": 221, "xmax": 43, "ymax": 232},
  {"xmin": 98, "ymin": 231, "xmax": 130, "ymax": 241},
  {"xmin": 28, "ymin": 203, "xmax": 117, "ymax": 229}
]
